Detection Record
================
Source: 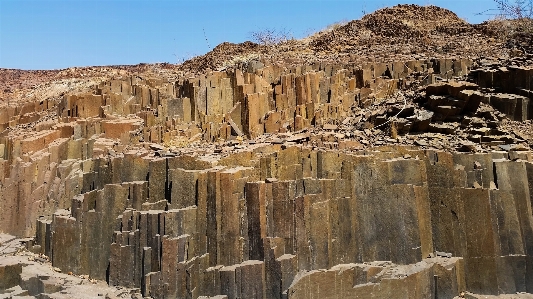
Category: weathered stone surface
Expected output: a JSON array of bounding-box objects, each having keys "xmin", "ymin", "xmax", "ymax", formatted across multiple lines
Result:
[
  {"xmin": 0, "ymin": 257, "xmax": 22, "ymax": 290},
  {"xmin": 2, "ymin": 12, "xmax": 533, "ymax": 298},
  {"xmin": 286, "ymin": 258, "xmax": 464, "ymax": 299}
]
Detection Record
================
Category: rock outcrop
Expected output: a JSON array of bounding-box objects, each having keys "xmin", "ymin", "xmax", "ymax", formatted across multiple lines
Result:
[{"xmin": 2, "ymin": 4, "xmax": 533, "ymax": 299}]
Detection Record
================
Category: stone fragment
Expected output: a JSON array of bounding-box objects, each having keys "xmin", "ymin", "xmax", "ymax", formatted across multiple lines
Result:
[{"xmin": 0, "ymin": 258, "xmax": 22, "ymax": 290}]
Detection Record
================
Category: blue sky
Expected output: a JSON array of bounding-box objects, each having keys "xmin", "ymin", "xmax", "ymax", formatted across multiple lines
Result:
[{"xmin": 1, "ymin": 0, "xmax": 499, "ymax": 70}]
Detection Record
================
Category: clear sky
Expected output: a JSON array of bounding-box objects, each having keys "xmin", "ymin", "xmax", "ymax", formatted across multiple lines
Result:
[{"xmin": 0, "ymin": 0, "xmax": 500, "ymax": 70}]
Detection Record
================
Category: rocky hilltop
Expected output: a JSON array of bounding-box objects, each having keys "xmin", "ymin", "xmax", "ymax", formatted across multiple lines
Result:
[{"xmin": 1, "ymin": 4, "xmax": 533, "ymax": 299}]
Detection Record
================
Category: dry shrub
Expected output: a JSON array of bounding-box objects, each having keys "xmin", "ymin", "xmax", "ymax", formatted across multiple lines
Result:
[
  {"xmin": 490, "ymin": 1, "xmax": 533, "ymax": 54},
  {"xmin": 249, "ymin": 28, "xmax": 291, "ymax": 46},
  {"xmin": 494, "ymin": 0, "xmax": 533, "ymax": 32},
  {"xmin": 495, "ymin": 0, "xmax": 533, "ymax": 18}
]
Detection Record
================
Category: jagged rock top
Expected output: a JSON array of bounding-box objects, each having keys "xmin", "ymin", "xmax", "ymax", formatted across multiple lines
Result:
[
  {"xmin": 176, "ymin": 4, "xmax": 514, "ymax": 74},
  {"xmin": 360, "ymin": 4, "xmax": 469, "ymax": 34}
]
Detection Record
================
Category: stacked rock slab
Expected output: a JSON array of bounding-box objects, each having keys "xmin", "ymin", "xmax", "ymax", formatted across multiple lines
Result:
[{"xmin": 471, "ymin": 66, "xmax": 533, "ymax": 121}]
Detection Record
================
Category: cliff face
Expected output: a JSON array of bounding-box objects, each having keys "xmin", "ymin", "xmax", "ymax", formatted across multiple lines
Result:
[
  {"xmin": 0, "ymin": 58, "xmax": 473, "ymax": 238},
  {"xmin": 1, "ymin": 4, "xmax": 533, "ymax": 297},
  {"xmin": 0, "ymin": 56, "xmax": 531, "ymax": 298},
  {"xmin": 30, "ymin": 145, "xmax": 533, "ymax": 299}
]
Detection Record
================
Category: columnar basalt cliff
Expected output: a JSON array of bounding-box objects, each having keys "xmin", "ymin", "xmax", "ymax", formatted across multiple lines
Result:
[
  {"xmin": 2, "ymin": 4, "xmax": 533, "ymax": 299},
  {"xmin": 35, "ymin": 146, "xmax": 533, "ymax": 298}
]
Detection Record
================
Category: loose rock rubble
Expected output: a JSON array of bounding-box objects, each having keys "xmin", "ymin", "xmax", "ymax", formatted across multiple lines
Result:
[
  {"xmin": 0, "ymin": 234, "xmax": 142, "ymax": 299},
  {"xmin": 1, "ymin": 4, "xmax": 533, "ymax": 299}
]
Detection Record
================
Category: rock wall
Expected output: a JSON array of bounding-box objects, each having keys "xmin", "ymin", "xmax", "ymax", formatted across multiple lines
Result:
[
  {"xmin": 471, "ymin": 65, "xmax": 533, "ymax": 121},
  {"xmin": 2, "ymin": 57, "xmax": 533, "ymax": 298},
  {"xmin": 0, "ymin": 59, "xmax": 471, "ymax": 237},
  {"xmin": 53, "ymin": 58, "xmax": 471, "ymax": 144},
  {"xmin": 27, "ymin": 146, "xmax": 533, "ymax": 298}
]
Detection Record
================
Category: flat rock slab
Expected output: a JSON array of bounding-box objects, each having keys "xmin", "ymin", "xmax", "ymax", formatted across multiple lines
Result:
[{"xmin": 0, "ymin": 234, "xmax": 16, "ymax": 245}]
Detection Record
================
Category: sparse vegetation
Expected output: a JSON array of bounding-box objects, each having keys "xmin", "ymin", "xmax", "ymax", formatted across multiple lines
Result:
[
  {"xmin": 248, "ymin": 28, "xmax": 292, "ymax": 46},
  {"xmin": 495, "ymin": 0, "xmax": 533, "ymax": 19},
  {"xmin": 491, "ymin": 0, "xmax": 533, "ymax": 54},
  {"xmin": 305, "ymin": 20, "xmax": 350, "ymax": 39},
  {"xmin": 324, "ymin": 20, "xmax": 349, "ymax": 32},
  {"xmin": 494, "ymin": 0, "xmax": 533, "ymax": 32}
]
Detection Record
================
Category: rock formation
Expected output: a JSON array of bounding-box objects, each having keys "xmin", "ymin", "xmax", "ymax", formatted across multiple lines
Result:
[{"xmin": 2, "ymin": 4, "xmax": 533, "ymax": 299}]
